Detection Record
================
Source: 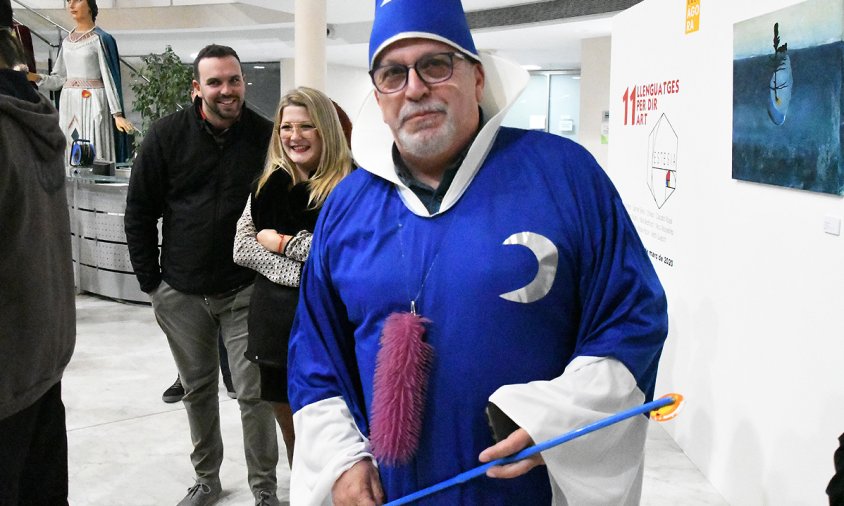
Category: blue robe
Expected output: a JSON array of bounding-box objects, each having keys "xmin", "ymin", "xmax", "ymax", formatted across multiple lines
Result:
[
  {"xmin": 288, "ymin": 126, "xmax": 667, "ymax": 505},
  {"xmin": 93, "ymin": 27, "xmax": 130, "ymax": 164}
]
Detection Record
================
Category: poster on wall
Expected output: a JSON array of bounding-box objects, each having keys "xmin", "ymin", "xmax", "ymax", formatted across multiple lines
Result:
[
  {"xmin": 732, "ymin": 0, "xmax": 844, "ymax": 196},
  {"xmin": 607, "ymin": 3, "xmax": 694, "ymax": 277}
]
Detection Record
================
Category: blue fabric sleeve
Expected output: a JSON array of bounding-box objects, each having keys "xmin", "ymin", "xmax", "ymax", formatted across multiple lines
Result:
[
  {"xmin": 559, "ymin": 143, "xmax": 668, "ymax": 400},
  {"xmin": 287, "ymin": 191, "xmax": 369, "ymax": 433}
]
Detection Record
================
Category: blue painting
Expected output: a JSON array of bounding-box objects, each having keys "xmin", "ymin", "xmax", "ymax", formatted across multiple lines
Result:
[{"xmin": 733, "ymin": 0, "xmax": 844, "ymax": 196}]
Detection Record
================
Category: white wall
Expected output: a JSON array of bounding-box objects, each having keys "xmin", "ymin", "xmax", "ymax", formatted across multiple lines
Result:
[
  {"xmin": 607, "ymin": 1, "xmax": 844, "ymax": 504},
  {"xmin": 325, "ymin": 63, "xmax": 372, "ymax": 126},
  {"xmin": 579, "ymin": 36, "xmax": 611, "ymax": 169}
]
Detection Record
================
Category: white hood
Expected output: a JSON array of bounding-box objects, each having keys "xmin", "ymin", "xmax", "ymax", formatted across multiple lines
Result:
[{"xmin": 351, "ymin": 52, "xmax": 529, "ymax": 217}]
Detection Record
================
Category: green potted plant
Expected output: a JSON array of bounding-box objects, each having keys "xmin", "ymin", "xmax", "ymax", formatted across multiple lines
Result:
[{"xmin": 130, "ymin": 45, "xmax": 193, "ymax": 135}]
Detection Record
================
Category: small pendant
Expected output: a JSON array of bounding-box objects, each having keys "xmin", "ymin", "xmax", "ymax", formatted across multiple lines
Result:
[{"xmin": 410, "ymin": 300, "xmax": 417, "ymax": 315}]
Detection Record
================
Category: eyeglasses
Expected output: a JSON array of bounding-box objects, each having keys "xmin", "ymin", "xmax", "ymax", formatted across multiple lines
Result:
[
  {"xmin": 369, "ymin": 52, "xmax": 469, "ymax": 94},
  {"xmin": 279, "ymin": 122, "xmax": 317, "ymax": 136}
]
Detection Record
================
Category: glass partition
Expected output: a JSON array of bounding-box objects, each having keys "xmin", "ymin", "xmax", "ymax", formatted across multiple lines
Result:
[{"xmin": 502, "ymin": 70, "xmax": 581, "ymax": 142}]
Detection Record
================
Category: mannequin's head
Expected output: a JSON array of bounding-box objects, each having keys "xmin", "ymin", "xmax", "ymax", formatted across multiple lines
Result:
[{"xmin": 66, "ymin": 0, "xmax": 97, "ymax": 24}]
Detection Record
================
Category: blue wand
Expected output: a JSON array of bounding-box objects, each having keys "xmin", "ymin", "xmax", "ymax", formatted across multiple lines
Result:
[{"xmin": 384, "ymin": 393, "xmax": 684, "ymax": 506}]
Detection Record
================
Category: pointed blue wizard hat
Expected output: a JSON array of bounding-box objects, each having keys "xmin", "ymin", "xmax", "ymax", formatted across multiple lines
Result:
[{"xmin": 368, "ymin": 0, "xmax": 479, "ymax": 69}]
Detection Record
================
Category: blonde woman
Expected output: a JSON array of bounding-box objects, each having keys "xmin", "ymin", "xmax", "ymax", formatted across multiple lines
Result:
[{"xmin": 233, "ymin": 86, "xmax": 352, "ymax": 465}]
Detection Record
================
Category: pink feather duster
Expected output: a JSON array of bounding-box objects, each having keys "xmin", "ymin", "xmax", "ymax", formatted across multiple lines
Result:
[{"xmin": 369, "ymin": 311, "xmax": 434, "ymax": 466}]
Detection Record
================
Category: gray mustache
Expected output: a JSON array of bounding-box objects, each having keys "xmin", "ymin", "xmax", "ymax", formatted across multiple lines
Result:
[{"xmin": 399, "ymin": 103, "xmax": 446, "ymax": 125}]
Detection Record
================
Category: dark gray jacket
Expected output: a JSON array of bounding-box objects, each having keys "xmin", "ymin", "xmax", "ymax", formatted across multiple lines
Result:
[{"xmin": 0, "ymin": 69, "xmax": 76, "ymax": 420}]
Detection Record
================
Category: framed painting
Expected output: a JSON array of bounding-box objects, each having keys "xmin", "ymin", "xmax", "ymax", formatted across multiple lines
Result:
[{"xmin": 733, "ymin": 0, "xmax": 844, "ymax": 195}]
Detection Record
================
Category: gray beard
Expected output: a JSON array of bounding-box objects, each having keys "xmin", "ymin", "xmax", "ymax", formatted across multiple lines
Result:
[{"xmin": 396, "ymin": 119, "xmax": 456, "ymax": 160}]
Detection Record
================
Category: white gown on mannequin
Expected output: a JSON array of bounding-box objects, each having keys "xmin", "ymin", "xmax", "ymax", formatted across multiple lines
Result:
[{"xmin": 37, "ymin": 32, "xmax": 122, "ymax": 168}]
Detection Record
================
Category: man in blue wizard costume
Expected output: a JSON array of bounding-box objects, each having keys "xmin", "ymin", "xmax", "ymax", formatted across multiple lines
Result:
[{"xmin": 287, "ymin": 0, "xmax": 669, "ymax": 504}]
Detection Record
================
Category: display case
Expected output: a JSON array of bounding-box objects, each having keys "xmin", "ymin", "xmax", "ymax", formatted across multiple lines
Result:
[{"xmin": 66, "ymin": 169, "xmax": 155, "ymax": 303}]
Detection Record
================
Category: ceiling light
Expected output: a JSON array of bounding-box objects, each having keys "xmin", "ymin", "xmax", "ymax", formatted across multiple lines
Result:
[{"xmin": 253, "ymin": 65, "xmax": 265, "ymax": 70}]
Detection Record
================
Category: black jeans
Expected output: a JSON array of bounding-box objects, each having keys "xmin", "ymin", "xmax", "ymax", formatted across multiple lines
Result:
[{"xmin": 0, "ymin": 381, "xmax": 69, "ymax": 506}]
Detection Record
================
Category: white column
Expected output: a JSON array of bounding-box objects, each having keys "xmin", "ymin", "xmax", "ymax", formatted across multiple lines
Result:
[
  {"xmin": 280, "ymin": 58, "xmax": 295, "ymax": 97},
  {"xmin": 579, "ymin": 36, "xmax": 611, "ymax": 169},
  {"xmin": 294, "ymin": 0, "xmax": 326, "ymax": 91}
]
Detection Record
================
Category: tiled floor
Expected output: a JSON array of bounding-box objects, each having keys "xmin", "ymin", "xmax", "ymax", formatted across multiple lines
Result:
[{"xmin": 64, "ymin": 294, "xmax": 727, "ymax": 505}]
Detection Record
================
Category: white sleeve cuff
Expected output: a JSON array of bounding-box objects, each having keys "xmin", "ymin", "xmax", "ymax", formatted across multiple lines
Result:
[
  {"xmin": 291, "ymin": 396, "xmax": 374, "ymax": 506},
  {"xmin": 489, "ymin": 356, "xmax": 648, "ymax": 506}
]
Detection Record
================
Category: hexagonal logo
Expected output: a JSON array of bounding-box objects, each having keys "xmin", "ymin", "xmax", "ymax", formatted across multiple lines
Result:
[{"xmin": 647, "ymin": 113, "xmax": 678, "ymax": 209}]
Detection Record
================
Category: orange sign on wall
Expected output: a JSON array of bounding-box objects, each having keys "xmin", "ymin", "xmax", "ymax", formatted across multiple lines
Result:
[{"xmin": 686, "ymin": 0, "xmax": 700, "ymax": 34}]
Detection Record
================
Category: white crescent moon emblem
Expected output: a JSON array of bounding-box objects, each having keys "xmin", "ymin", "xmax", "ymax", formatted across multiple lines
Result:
[{"xmin": 499, "ymin": 232, "xmax": 558, "ymax": 303}]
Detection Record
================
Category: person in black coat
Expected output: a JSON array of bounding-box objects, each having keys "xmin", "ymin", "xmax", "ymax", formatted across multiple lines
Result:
[{"xmin": 125, "ymin": 44, "xmax": 280, "ymax": 506}]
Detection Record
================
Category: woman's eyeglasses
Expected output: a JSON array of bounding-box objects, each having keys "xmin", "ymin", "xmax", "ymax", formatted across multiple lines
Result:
[{"xmin": 279, "ymin": 122, "xmax": 317, "ymax": 136}]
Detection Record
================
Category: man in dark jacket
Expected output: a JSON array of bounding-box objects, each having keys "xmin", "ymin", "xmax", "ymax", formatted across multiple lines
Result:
[
  {"xmin": 125, "ymin": 44, "xmax": 279, "ymax": 506},
  {"xmin": 0, "ymin": 1, "xmax": 76, "ymax": 503}
]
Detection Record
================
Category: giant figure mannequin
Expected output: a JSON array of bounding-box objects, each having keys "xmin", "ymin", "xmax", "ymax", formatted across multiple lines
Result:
[{"xmin": 28, "ymin": 0, "xmax": 133, "ymax": 166}]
